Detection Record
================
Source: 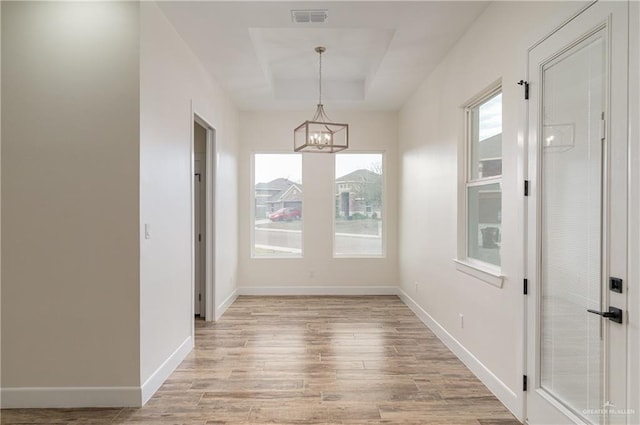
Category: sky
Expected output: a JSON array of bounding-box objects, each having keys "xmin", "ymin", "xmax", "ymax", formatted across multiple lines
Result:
[
  {"xmin": 255, "ymin": 154, "xmax": 301, "ymax": 184},
  {"xmin": 254, "ymin": 153, "xmax": 383, "ymax": 185},
  {"xmin": 335, "ymin": 153, "xmax": 382, "ymax": 178},
  {"xmin": 479, "ymin": 93, "xmax": 502, "ymax": 141}
]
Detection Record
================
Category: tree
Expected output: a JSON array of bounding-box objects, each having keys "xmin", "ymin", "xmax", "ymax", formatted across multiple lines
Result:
[
  {"xmin": 361, "ymin": 165, "xmax": 382, "ymax": 209},
  {"xmin": 352, "ymin": 163, "xmax": 382, "ymax": 210},
  {"xmin": 335, "ymin": 161, "xmax": 382, "ymax": 219}
]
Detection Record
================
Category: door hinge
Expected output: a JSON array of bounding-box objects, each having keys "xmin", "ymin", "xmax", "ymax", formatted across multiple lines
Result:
[
  {"xmin": 600, "ymin": 112, "xmax": 606, "ymax": 141},
  {"xmin": 524, "ymin": 180, "xmax": 530, "ymax": 196},
  {"xmin": 195, "ymin": 172, "xmax": 201, "ymax": 182},
  {"xmin": 198, "ymin": 233, "xmax": 201, "ymax": 242},
  {"xmin": 517, "ymin": 80, "xmax": 529, "ymax": 100},
  {"xmin": 523, "ymin": 375, "xmax": 528, "ymax": 391},
  {"xmin": 199, "ymin": 293, "xmax": 201, "ymax": 301},
  {"xmin": 524, "ymin": 278, "xmax": 528, "ymax": 295}
]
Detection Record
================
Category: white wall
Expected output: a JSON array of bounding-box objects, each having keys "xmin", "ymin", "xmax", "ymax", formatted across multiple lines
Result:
[
  {"xmin": 139, "ymin": 1, "xmax": 239, "ymax": 394},
  {"xmin": 0, "ymin": 1, "xmax": 239, "ymax": 407},
  {"xmin": 238, "ymin": 111, "xmax": 397, "ymax": 292},
  {"xmin": 398, "ymin": 1, "xmax": 594, "ymax": 419},
  {"xmin": 1, "ymin": 0, "xmax": 140, "ymax": 397}
]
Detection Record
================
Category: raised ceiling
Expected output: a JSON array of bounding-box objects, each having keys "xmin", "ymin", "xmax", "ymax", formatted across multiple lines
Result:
[{"xmin": 158, "ymin": 1, "xmax": 490, "ymax": 111}]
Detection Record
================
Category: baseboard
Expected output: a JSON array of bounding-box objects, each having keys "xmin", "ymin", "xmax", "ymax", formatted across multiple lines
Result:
[
  {"xmin": 397, "ymin": 289, "xmax": 521, "ymax": 420},
  {"xmin": 2, "ymin": 334, "xmax": 194, "ymax": 409},
  {"xmin": 140, "ymin": 335, "xmax": 193, "ymax": 405},
  {"xmin": 237, "ymin": 285, "xmax": 399, "ymax": 296},
  {"xmin": 215, "ymin": 288, "xmax": 239, "ymax": 321},
  {"xmin": 0, "ymin": 386, "xmax": 140, "ymax": 408}
]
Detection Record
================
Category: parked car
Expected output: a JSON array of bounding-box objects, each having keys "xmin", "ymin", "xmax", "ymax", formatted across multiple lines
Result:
[{"xmin": 269, "ymin": 207, "xmax": 301, "ymax": 222}]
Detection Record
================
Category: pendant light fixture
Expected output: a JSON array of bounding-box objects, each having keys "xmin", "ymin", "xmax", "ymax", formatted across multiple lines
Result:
[{"xmin": 294, "ymin": 47, "xmax": 349, "ymax": 153}]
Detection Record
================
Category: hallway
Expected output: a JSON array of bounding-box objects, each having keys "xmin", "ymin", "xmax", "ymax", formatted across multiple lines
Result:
[{"xmin": 1, "ymin": 296, "xmax": 519, "ymax": 424}]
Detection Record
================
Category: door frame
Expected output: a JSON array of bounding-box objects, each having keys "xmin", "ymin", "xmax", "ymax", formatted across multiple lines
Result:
[
  {"xmin": 522, "ymin": 1, "xmax": 636, "ymax": 423},
  {"xmin": 191, "ymin": 106, "xmax": 216, "ymax": 329},
  {"xmin": 194, "ymin": 152, "xmax": 206, "ymax": 316},
  {"xmin": 627, "ymin": 4, "xmax": 640, "ymax": 425}
]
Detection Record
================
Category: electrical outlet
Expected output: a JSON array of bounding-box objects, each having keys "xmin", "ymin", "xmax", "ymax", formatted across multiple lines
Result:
[
  {"xmin": 459, "ymin": 314, "xmax": 464, "ymax": 329},
  {"xmin": 414, "ymin": 281, "xmax": 419, "ymax": 292},
  {"xmin": 309, "ymin": 270, "xmax": 315, "ymax": 279}
]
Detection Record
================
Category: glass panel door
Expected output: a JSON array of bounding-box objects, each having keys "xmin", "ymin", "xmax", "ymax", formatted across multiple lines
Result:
[
  {"xmin": 539, "ymin": 30, "xmax": 606, "ymax": 424},
  {"xmin": 526, "ymin": 3, "xmax": 629, "ymax": 424}
]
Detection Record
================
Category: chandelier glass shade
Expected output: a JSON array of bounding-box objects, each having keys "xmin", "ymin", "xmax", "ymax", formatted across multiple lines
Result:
[{"xmin": 294, "ymin": 47, "xmax": 348, "ymax": 153}]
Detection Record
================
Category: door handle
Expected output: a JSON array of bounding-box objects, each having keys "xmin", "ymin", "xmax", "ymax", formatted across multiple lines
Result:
[{"xmin": 587, "ymin": 307, "xmax": 623, "ymax": 324}]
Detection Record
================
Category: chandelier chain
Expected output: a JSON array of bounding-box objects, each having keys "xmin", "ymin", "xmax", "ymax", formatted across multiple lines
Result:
[
  {"xmin": 318, "ymin": 48, "xmax": 322, "ymax": 105},
  {"xmin": 293, "ymin": 45, "xmax": 348, "ymax": 153}
]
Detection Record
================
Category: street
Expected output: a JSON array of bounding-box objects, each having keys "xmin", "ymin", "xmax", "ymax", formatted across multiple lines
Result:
[{"xmin": 254, "ymin": 228, "xmax": 382, "ymax": 255}]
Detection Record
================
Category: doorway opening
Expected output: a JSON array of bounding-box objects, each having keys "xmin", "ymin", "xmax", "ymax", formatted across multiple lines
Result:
[{"xmin": 193, "ymin": 116, "xmax": 215, "ymax": 325}]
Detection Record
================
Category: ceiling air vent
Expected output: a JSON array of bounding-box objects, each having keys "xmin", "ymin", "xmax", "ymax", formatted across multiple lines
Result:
[{"xmin": 291, "ymin": 9, "xmax": 328, "ymax": 24}]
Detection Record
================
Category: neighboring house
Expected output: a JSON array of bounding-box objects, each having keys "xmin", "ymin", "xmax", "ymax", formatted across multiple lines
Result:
[
  {"xmin": 255, "ymin": 178, "xmax": 303, "ymax": 218},
  {"xmin": 336, "ymin": 169, "xmax": 382, "ymax": 219}
]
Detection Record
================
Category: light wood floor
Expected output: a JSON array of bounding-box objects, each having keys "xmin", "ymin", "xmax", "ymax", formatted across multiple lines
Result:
[{"xmin": 1, "ymin": 296, "xmax": 520, "ymax": 424}]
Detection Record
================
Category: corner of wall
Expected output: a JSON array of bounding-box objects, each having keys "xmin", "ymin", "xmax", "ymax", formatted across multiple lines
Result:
[
  {"xmin": 216, "ymin": 288, "xmax": 239, "ymax": 321},
  {"xmin": 140, "ymin": 336, "xmax": 193, "ymax": 405},
  {"xmin": 139, "ymin": 2, "xmax": 241, "ymax": 404}
]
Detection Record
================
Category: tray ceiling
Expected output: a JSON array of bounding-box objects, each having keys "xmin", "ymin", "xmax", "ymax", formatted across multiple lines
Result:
[{"xmin": 158, "ymin": 1, "xmax": 490, "ymax": 111}]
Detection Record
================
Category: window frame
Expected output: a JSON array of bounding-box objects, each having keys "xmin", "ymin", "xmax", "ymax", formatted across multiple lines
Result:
[
  {"xmin": 251, "ymin": 152, "xmax": 304, "ymax": 259},
  {"xmin": 455, "ymin": 84, "xmax": 504, "ymax": 287},
  {"xmin": 332, "ymin": 151, "xmax": 387, "ymax": 259}
]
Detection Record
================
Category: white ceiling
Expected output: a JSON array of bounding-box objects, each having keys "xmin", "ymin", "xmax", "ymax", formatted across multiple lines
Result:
[{"xmin": 158, "ymin": 1, "xmax": 490, "ymax": 111}]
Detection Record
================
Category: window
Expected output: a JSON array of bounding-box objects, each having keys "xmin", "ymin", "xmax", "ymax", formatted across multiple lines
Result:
[
  {"xmin": 465, "ymin": 90, "xmax": 502, "ymax": 267},
  {"xmin": 253, "ymin": 154, "xmax": 302, "ymax": 257},
  {"xmin": 334, "ymin": 153, "xmax": 384, "ymax": 257}
]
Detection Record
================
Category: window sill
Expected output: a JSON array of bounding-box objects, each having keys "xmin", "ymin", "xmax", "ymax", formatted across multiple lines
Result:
[
  {"xmin": 453, "ymin": 259, "xmax": 504, "ymax": 288},
  {"xmin": 334, "ymin": 255, "xmax": 386, "ymax": 259},
  {"xmin": 251, "ymin": 256, "xmax": 303, "ymax": 260}
]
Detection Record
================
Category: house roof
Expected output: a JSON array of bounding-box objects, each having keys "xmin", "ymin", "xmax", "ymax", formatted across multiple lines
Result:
[
  {"xmin": 336, "ymin": 169, "xmax": 381, "ymax": 183},
  {"xmin": 256, "ymin": 178, "xmax": 303, "ymax": 204},
  {"xmin": 256, "ymin": 178, "xmax": 298, "ymax": 192},
  {"xmin": 278, "ymin": 184, "xmax": 303, "ymax": 202}
]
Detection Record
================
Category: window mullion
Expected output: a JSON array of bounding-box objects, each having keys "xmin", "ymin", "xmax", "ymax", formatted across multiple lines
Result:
[{"xmin": 467, "ymin": 177, "xmax": 502, "ymax": 188}]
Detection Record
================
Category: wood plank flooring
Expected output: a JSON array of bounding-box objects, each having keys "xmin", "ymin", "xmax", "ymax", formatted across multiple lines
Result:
[{"xmin": 1, "ymin": 296, "xmax": 520, "ymax": 425}]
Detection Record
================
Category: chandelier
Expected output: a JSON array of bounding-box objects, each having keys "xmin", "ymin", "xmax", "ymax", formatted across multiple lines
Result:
[{"xmin": 294, "ymin": 47, "xmax": 349, "ymax": 153}]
